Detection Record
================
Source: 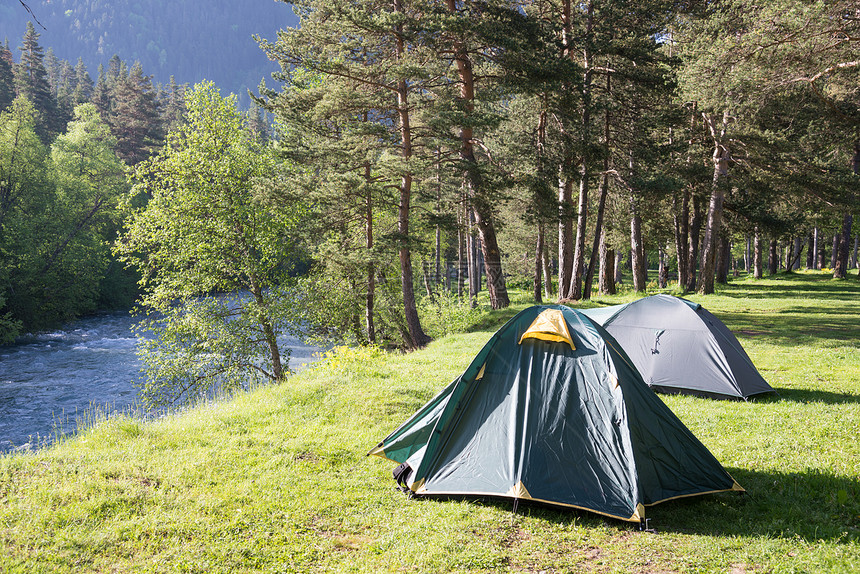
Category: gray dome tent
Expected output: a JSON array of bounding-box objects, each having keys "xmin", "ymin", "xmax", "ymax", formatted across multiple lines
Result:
[
  {"xmin": 370, "ymin": 305, "xmax": 743, "ymax": 523},
  {"xmin": 582, "ymin": 295, "xmax": 775, "ymax": 400}
]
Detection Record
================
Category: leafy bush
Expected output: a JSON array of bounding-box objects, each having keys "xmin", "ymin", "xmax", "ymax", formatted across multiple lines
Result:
[{"xmin": 417, "ymin": 291, "xmax": 488, "ymax": 338}]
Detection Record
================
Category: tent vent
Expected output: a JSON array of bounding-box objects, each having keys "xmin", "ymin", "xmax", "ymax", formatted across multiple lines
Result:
[{"xmin": 519, "ymin": 309, "xmax": 575, "ymax": 350}]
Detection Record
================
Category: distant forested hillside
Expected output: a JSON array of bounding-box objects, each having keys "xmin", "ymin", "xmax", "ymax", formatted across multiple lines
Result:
[{"xmin": 0, "ymin": 0, "xmax": 298, "ymax": 104}]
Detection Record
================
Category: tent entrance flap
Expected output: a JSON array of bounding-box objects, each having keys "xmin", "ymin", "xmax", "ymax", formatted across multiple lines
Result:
[{"xmin": 519, "ymin": 309, "xmax": 575, "ymax": 350}]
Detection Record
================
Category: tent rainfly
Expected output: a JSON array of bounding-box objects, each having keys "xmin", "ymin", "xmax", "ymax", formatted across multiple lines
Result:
[
  {"xmin": 581, "ymin": 295, "xmax": 775, "ymax": 400},
  {"xmin": 369, "ymin": 305, "xmax": 743, "ymax": 523}
]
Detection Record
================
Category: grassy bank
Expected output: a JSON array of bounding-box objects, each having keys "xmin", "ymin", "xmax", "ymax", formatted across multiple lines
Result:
[{"xmin": 1, "ymin": 272, "xmax": 858, "ymax": 573}]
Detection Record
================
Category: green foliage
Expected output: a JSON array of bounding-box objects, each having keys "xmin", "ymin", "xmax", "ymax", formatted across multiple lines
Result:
[
  {"xmin": 0, "ymin": 293, "xmax": 22, "ymax": 344},
  {"xmin": 134, "ymin": 294, "xmax": 294, "ymax": 408},
  {"xmin": 12, "ymin": 22, "xmax": 64, "ymax": 143},
  {"xmin": 117, "ymin": 82, "xmax": 305, "ymax": 407},
  {"xmin": 417, "ymin": 291, "xmax": 488, "ymax": 339},
  {"xmin": 0, "ymin": 97, "xmax": 122, "ymax": 331}
]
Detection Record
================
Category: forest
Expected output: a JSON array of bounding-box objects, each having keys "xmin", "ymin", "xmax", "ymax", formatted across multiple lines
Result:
[
  {"xmin": 1, "ymin": 1, "xmax": 858, "ymax": 406},
  {"xmin": 0, "ymin": 0, "xmax": 297, "ymax": 107}
]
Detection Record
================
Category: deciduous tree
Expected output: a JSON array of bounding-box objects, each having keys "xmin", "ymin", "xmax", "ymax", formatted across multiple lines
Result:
[{"xmin": 116, "ymin": 83, "xmax": 304, "ymax": 407}]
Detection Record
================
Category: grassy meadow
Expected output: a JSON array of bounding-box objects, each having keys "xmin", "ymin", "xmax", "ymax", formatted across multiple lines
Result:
[{"xmin": 0, "ymin": 271, "xmax": 858, "ymax": 573}]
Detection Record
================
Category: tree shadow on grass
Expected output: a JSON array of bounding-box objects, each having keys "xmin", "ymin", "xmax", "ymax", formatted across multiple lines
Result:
[
  {"xmin": 757, "ymin": 387, "xmax": 860, "ymax": 405},
  {"xmin": 412, "ymin": 467, "xmax": 859, "ymax": 544},
  {"xmin": 718, "ymin": 273, "xmax": 860, "ymax": 300},
  {"xmin": 702, "ymin": 306, "xmax": 859, "ymax": 346},
  {"xmin": 644, "ymin": 467, "xmax": 860, "ymax": 543}
]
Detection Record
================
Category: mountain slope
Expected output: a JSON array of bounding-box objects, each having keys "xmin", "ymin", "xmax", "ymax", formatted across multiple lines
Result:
[{"xmin": 0, "ymin": 0, "xmax": 298, "ymax": 103}]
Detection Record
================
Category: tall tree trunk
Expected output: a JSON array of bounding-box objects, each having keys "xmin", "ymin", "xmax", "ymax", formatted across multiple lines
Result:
[
  {"xmin": 543, "ymin": 243, "xmax": 553, "ymax": 298},
  {"xmin": 476, "ymin": 234, "xmax": 484, "ymax": 293},
  {"xmin": 768, "ymin": 239, "xmax": 778, "ymax": 275},
  {"xmin": 753, "ymin": 227, "xmax": 763, "ymax": 279},
  {"xmin": 447, "ymin": 0, "xmax": 508, "ymax": 309},
  {"xmin": 806, "ymin": 231, "xmax": 814, "ymax": 269},
  {"xmin": 394, "ymin": 1, "xmax": 429, "ymax": 348},
  {"xmin": 630, "ymin": 210, "xmax": 647, "ymax": 292},
  {"xmin": 422, "ymin": 258, "xmax": 435, "ymax": 302},
  {"xmin": 583, "ymin": 68, "xmax": 611, "ymax": 301},
  {"xmin": 790, "ymin": 236, "xmax": 804, "ymax": 271},
  {"xmin": 467, "ymin": 206, "xmax": 478, "ymax": 305},
  {"xmin": 614, "ymin": 250, "xmax": 624, "ymax": 285},
  {"xmin": 658, "ymin": 245, "xmax": 668, "ymax": 288},
  {"xmin": 434, "ymin": 148, "xmax": 442, "ymax": 287},
  {"xmin": 679, "ymin": 104, "xmax": 697, "ymax": 289},
  {"xmin": 831, "ymin": 232, "xmax": 839, "ymax": 269},
  {"xmin": 457, "ymin": 199, "xmax": 466, "ymax": 298},
  {"xmin": 364, "ymin": 161, "xmax": 375, "ymax": 344},
  {"xmin": 600, "ymin": 233, "xmax": 616, "ymax": 295},
  {"xmin": 834, "ymin": 213, "xmax": 854, "ymax": 278},
  {"xmin": 674, "ymin": 190, "xmax": 690, "ymax": 288},
  {"xmin": 583, "ymin": 170, "xmax": 608, "ymax": 300},
  {"xmin": 832, "ymin": 135, "xmax": 856, "ymax": 277},
  {"xmin": 534, "ymin": 105, "xmax": 549, "ymax": 304},
  {"xmin": 250, "ymin": 277, "xmax": 283, "ymax": 380},
  {"xmin": 686, "ymin": 195, "xmax": 703, "ymax": 291},
  {"xmin": 716, "ymin": 236, "xmax": 730, "ymax": 284},
  {"xmin": 697, "ymin": 111, "xmax": 730, "ymax": 295},
  {"xmin": 813, "ymin": 226, "xmax": 821, "ymax": 269},
  {"xmin": 567, "ymin": 0, "xmax": 595, "ymax": 302},
  {"xmin": 557, "ymin": 0, "xmax": 574, "ymax": 299},
  {"xmin": 744, "ymin": 234, "xmax": 751, "ymax": 272},
  {"xmin": 753, "ymin": 226, "xmax": 762, "ymax": 279},
  {"xmin": 558, "ymin": 174, "xmax": 573, "ymax": 298},
  {"xmin": 534, "ymin": 225, "xmax": 544, "ymax": 303},
  {"xmin": 445, "ymin": 260, "xmax": 452, "ymax": 292},
  {"xmin": 852, "ymin": 234, "xmax": 858, "ymax": 269}
]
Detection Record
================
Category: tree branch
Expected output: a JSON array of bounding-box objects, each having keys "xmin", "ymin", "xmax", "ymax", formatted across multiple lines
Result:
[{"xmin": 18, "ymin": 0, "xmax": 46, "ymax": 29}]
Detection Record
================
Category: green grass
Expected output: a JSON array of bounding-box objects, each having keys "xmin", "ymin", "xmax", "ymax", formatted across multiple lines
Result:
[{"xmin": 1, "ymin": 271, "xmax": 858, "ymax": 573}]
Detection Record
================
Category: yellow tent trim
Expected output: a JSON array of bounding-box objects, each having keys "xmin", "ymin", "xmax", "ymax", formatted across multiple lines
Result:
[
  {"xmin": 505, "ymin": 481, "xmax": 532, "ymax": 500},
  {"xmin": 645, "ymin": 482, "xmax": 745, "ymax": 506},
  {"xmin": 475, "ymin": 363, "xmax": 486, "ymax": 380},
  {"xmin": 411, "ymin": 478, "xmax": 426, "ymax": 493},
  {"xmin": 519, "ymin": 309, "xmax": 575, "ymax": 350},
  {"xmin": 367, "ymin": 444, "xmax": 385, "ymax": 458}
]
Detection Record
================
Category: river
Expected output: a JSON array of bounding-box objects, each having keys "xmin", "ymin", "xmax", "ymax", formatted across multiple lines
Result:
[{"xmin": 0, "ymin": 311, "xmax": 320, "ymax": 454}]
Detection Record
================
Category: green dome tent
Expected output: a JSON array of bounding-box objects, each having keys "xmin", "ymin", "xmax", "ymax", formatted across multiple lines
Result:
[
  {"xmin": 370, "ymin": 305, "xmax": 743, "ymax": 523},
  {"xmin": 581, "ymin": 295, "xmax": 775, "ymax": 400}
]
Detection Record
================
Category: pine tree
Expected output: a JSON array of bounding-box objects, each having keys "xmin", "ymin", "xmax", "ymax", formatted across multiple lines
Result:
[
  {"xmin": 71, "ymin": 58, "xmax": 94, "ymax": 105},
  {"xmin": 42, "ymin": 48, "xmax": 60, "ymax": 97},
  {"xmin": 160, "ymin": 75, "xmax": 186, "ymax": 133},
  {"xmin": 92, "ymin": 64, "xmax": 111, "ymax": 120},
  {"xmin": 110, "ymin": 61, "xmax": 162, "ymax": 165},
  {"xmin": 55, "ymin": 59, "xmax": 77, "ymax": 120},
  {"xmin": 258, "ymin": 0, "xmax": 437, "ymax": 348},
  {"xmin": 13, "ymin": 22, "xmax": 63, "ymax": 143},
  {"xmin": 0, "ymin": 41, "xmax": 14, "ymax": 111}
]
